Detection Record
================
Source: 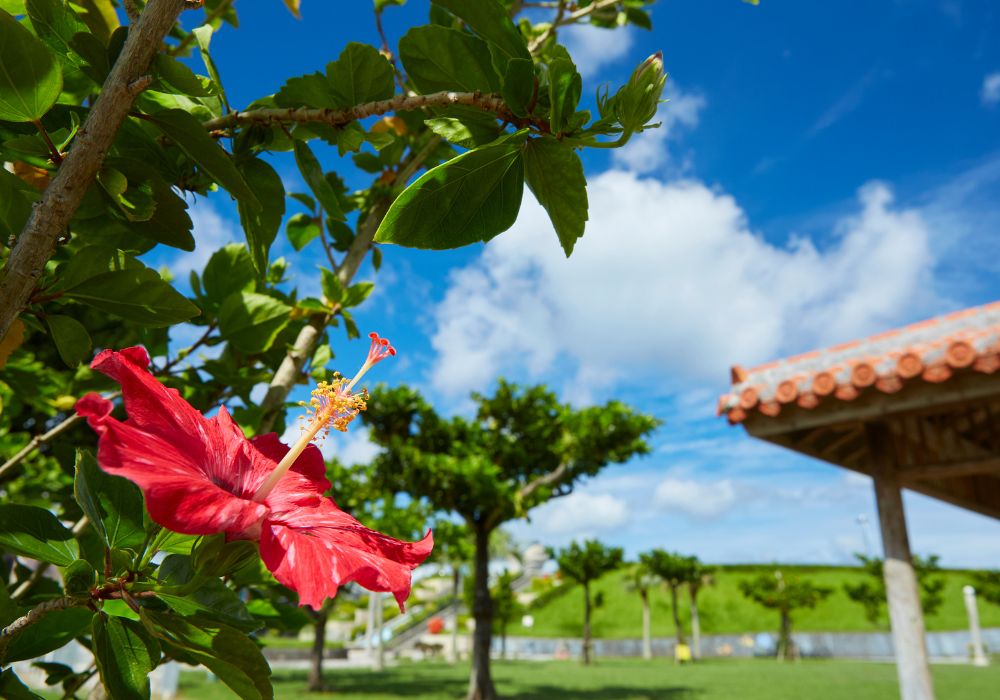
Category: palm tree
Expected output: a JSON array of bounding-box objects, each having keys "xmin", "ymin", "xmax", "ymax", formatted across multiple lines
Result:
[
  {"xmin": 687, "ymin": 558, "xmax": 715, "ymax": 660},
  {"xmin": 623, "ymin": 562, "xmax": 658, "ymax": 659},
  {"xmin": 642, "ymin": 550, "xmax": 694, "ymax": 647}
]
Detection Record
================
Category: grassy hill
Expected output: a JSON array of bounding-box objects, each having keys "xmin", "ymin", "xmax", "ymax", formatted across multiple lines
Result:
[{"xmin": 522, "ymin": 564, "xmax": 1000, "ymax": 638}]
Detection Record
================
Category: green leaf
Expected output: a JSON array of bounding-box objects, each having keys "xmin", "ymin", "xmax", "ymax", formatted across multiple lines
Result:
[
  {"xmin": 61, "ymin": 558, "xmax": 97, "ymax": 596},
  {"xmin": 285, "ymin": 212, "xmax": 320, "ymax": 251},
  {"xmin": 0, "ymin": 169, "xmax": 34, "ymax": 240},
  {"xmin": 44, "ymin": 314, "xmax": 91, "ymax": 367},
  {"xmin": 289, "ymin": 191, "xmax": 316, "ymax": 210},
  {"xmin": 62, "ymin": 261, "xmax": 200, "ymax": 327},
  {"xmin": 202, "ymin": 243, "xmax": 256, "ymax": 305},
  {"xmin": 93, "ymin": 614, "xmax": 160, "ymax": 700},
  {"xmin": 523, "ymin": 137, "xmax": 588, "ymax": 256},
  {"xmin": 320, "ymin": 267, "xmax": 344, "ymax": 304},
  {"xmin": 149, "ymin": 109, "xmax": 260, "ymax": 210},
  {"xmin": 0, "ymin": 9, "xmax": 62, "ymax": 122},
  {"xmin": 399, "ymin": 25, "xmax": 500, "ymax": 94},
  {"xmin": 109, "ymin": 159, "xmax": 195, "ymax": 250},
  {"xmin": 140, "ymin": 609, "xmax": 273, "ymax": 700},
  {"xmin": 0, "ymin": 669, "xmax": 45, "ymax": 700},
  {"xmin": 26, "ymin": 0, "xmax": 90, "ymax": 68},
  {"xmin": 547, "ymin": 58, "xmax": 582, "ymax": 135},
  {"xmin": 0, "ymin": 504, "xmax": 77, "ymax": 566},
  {"xmin": 424, "ymin": 106, "xmax": 501, "ymax": 149},
  {"xmin": 502, "ymin": 57, "xmax": 534, "ymax": 118},
  {"xmin": 74, "ymin": 450, "xmax": 146, "ymax": 551},
  {"xmin": 152, "ymin": 53, "xmax": 213, "ymax": 96},
  {"xmin": 431, "ymin": 0, "xmax": 530, "ymax": 65},
  {"xmin": 237, "ymin": 157, "xmax": 284, "ymax": 274},
  {"xmin": 54, "ymin": 245, "xmax": 136, "ymax": 292},
  {"xmin": 1, "ymin": 607, "xmax": 91, "ymax": 664},
  {"xmin": 343, "ymin": 282, "xmax": 374, "ymax": 308},
  {"xmin": 192, "ymin": 25, "xmax": 227, "ymax": 109},
  {"xmin": 218, "ymin": 292, "xmax": 291, "ymax": 353},
  {"xmin": 293, "ymin": 140, "xmax": 344, "ymax": 220},
  {"xmin": 325, "ymin": 42, "xmax": 394, "ymax": 108},
  {"xmin": 375, "ymin": 133, "xmax": 526, "ymax": 249},
  {"xmin": 273, "ymin": 72, "xmax": 336, "ymax": 110}
]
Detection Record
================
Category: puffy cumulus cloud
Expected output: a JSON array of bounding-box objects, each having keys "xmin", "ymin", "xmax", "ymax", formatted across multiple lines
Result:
[
  {"xmin": 612, "ymin": 88, "xmax": 707, "ymax": 175},
  {"xmin": 654, "ymin": 477, "xmax": 739, "ymax": 519},
  {"xmin": 529, "ymin": 491, "xmax": 630, "ymax": 537},
  {"xmin": 981, "ymin": 72, "xmax": 1000, "ymax": 106},
  {"xmin": 560, "ymin": 23, "xmax": 633, "ymax": 76},
  {"xmin": 429, "ymin": 172, "xmax": 935, "ymax": 398}
]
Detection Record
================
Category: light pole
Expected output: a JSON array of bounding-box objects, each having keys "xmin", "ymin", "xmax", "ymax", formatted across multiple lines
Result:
[
  {"xmin": 962, "ymin": 585, "xmax": 989, "ymax": 667},
  {"xmin": 856, "ymin": 514, "xmax": 874, "ymax": 557}
]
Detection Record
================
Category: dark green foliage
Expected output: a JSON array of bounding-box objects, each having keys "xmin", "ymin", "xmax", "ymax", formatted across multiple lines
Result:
[
  {"xmin": 843, "ymin": 554, "xmax": 947, "ymax": 626},
  {"xmin": 740, "ymin": 570, "xmax": 833, "ymax": 660}
]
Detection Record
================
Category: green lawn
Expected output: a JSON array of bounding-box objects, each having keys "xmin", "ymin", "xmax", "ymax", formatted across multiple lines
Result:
[
  {"xmin": 177, "ymin": 658, "xmax": 1000, "ymax": 700},
  {"xmin": 526, "ymin": 565, "xmax": 1000, "ymax": 638}
]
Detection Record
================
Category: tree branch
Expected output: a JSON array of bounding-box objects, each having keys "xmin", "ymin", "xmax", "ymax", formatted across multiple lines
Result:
[
  {"xmin": 202, "ymin": 91, "xmax": 546, "ymax": 134},
  {"xmin": 256, "ymin": 135, "xmax": 442, "ymax": 433},
  {"xmin": 166, "ymin": 0, "xmax": 235, "ymax": 56},
  {"xmin": 518, "ymin": 461, "xmax": 571, "ymax": 501},
  {"xmin": 0, "ymin": 0, "xmax": 189, "ymax": 343},
  {"xmin": 527, "ymin": 0, "xmax": 620, "ymax": 53}
]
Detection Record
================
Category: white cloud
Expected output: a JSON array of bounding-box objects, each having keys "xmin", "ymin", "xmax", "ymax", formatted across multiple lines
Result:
[
  {"xmin": 654, "ymin": 477, "xmax": 739, "ymax": 519},
  {"xmin": 429, "ymin": 173, "xmax": 934, "ymax": 398},
  {"xmin": 560, "ymin": 23, "xmax": 633, "ymax": 76},
  {"xmin": 612, "ymin": 87, "xmax": 706, "ymax": 175},
  {"xmin": 165, "ymin": 198, "xmax": 240, "ymax": 278},
  {"xmin": 980, "ymin": 72, "xmax": 1000, "ymax": 106},
  {"xmin": 529, "ymin": 491, "xmax": 630, "ymax": 537}
]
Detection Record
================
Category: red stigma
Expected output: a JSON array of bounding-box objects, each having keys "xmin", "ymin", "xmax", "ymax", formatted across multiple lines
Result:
[{"xmin": 367, "ymin": 332, "xmax": 396, "ymax": 364}]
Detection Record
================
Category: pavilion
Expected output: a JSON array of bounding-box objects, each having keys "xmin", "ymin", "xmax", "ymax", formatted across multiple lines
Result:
[{"xmin": 718, "ymin": 300, "xmax": 1000, "ymax": 700}]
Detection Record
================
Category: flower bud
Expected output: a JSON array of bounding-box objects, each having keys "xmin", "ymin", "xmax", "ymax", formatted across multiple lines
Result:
[{"xmin": 615, "ymin": 51, "xmax": 667, "ymax": 134}]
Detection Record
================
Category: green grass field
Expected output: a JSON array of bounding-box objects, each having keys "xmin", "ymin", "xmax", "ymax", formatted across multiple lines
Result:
[
  {"xmin": 177, "ymin": 658, "xmax": 1000, "ymax": 699},
  {"xmin": 524, "ymin": 565, "xmax": 1000, "ymax": 638}
]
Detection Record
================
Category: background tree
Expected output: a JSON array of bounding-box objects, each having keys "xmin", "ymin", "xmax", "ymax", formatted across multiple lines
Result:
[
  {"xmin": 739, "ymin": 570, "xmax": 832, "ymax": 661},
  {"xmin": 971, "ymin": 570, "xmax": 1000, "ymax": 608},
  {"xmin": 364, "ymin": 382, "xmax": 658, "ymax": 700},
  {"xmin": 430, "ymin": 519, "xmax": 475, "ymax": 664},
  {"xmin": 552, "ymin": 540, "xmax": 624, "ymax": 665},
  {"xmin": 623, "ymin": 561, "xmax": 659, "ymax": 660},
  {"xmin": 687, "ymin": 557, "xmax": 714, "ymax": 660},
  {"xmin": 491, "ymin": 570, "xmax": 522, "ymax": 660},
  {"xmin": 642, "ymin": 550, "xmax": 694, "ymax": 647},
  {"xmin": 843, "ymin": 554, "xmax": 946, "ymax": 627}
]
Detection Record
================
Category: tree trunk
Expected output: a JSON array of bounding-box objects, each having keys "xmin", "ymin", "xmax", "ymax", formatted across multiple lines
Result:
[
  {"xmin": 670, "ymin": 584, "xmax": 684, "ymax": 645},
  {"xmin": 467, "ymin": 524, "xmax": 496, "ymax": 700},
  {"xmin": 373, "ymin": 592, "xmax": 385, "ymax": 671},
  {"xmin": 307, "ymin": 605, "xmax": 329, "ymax": 692},
  {"xmin": 689, "ymin": 587, "xmax": 701, "ymax": 661},
  {"xmin": 640, "ymin": 589, "xmax": 652, "ymax": 660},
  {"xmin": 778, "ymin": 609, "xmax": 795, "ymax": 662},
  {"xmin": 582, "ymin": 580, "xmax": 593, "ymax": 665},
  {"xmin": 500, "ymin": 624, "xmax": 507, "ymax": 660},
  {"xmin": 448, "ymin": 565, "xmax": 460, "ymax": 664}
]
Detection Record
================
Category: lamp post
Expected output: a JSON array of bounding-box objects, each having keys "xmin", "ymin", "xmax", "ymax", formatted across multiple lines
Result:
[{"xmin": 962, "ymin": 585, "xmax": 989, "ymax": 667}]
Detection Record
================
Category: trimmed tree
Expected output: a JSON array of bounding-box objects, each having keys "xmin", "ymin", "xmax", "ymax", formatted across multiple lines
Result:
[
  {"xmin": 492, "ymin": 570, "xmax": 522, "ymax": 659},
  {"xmin": 431, "ymin": 519, "xmax": 475, "ymax": 663},
  {"xmin": 363, "ymin": 381, "xmax": 658, "ymax": 700},
  {"xmin": 739, "ymin": 570, "xmax": 832, "ymax": 660},
  {"xmin": 844, "ymin": 553, "xmax": 946, "ymax": 627},
  {"xmin": 623, "ymin": 562, "xmax": 659, "ymax": 660},
  {"xmin": 553, "ymin": 540, "xmax": 625, "ymax": 665},
  {"xmin": 972, "ymin": 570, "xmax": 1000, "ymax": 607},
  {"xmin": 642, "ymin": 550, "xmax": 695, "ymax": 646},
  {"xmin": 687, "ymin": 557, "xmax": 714, "ymax": 660}
]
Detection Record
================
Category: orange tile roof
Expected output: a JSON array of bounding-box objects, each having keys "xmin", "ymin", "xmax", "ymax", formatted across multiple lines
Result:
[{"xmin": 718, "ymin": 301, "xmax": 1000, "ymax": 424}]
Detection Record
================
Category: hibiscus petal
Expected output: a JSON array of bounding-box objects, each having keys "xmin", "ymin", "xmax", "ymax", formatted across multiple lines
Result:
[
  {"xmin": 251, "ymin": 433, "xmax": 331, "ymax": 499},
  {"xmin": 259, "ymin": 500, "xmax": 433, "ymax": 611}
]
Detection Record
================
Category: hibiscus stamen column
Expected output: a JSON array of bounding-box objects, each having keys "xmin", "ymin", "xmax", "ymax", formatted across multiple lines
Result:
[{"xmin": 252, "ymin": 333, "xmax": 396, "ymax": 502}]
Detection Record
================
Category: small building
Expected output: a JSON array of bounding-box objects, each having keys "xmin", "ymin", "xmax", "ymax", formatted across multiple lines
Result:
[{"xmin": 718, "ymin": 301, "xmax": 1000, "ymax": 700}]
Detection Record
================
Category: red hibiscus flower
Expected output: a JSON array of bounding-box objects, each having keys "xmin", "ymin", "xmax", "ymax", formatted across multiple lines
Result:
[{"xmin": 76, "ymin": 335, "xmax": 432, "ymax": 610}]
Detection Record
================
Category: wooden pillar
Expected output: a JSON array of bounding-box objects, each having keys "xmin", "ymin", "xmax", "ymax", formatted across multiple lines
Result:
[{"xmin": 868, "ymin": 424, "xmax": 935, "ymax": 700}]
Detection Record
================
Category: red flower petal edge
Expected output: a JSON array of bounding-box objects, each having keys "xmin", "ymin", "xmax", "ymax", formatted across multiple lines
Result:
[{"xmin": 76, "ymin": 346, "xmax": 433, "ymax": 610}]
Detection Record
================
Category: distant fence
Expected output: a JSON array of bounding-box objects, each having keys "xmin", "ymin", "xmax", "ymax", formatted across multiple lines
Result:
[{"xmin": 496, "ymin": 628, "xmax": 1000, "ymax": 661}]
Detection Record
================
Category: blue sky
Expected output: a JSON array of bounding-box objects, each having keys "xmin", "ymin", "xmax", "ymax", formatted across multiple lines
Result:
[{"xmin": 162, "ymin": 0, "xmax": 1000, "ymax": 567}]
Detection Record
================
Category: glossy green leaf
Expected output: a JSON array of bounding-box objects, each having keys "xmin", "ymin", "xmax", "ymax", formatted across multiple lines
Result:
[
  {"xmin": 192, "ymin": 25, "xmax": 228, "ymax": 109},
  {"xmin": 53, "ymin": 245, "xmax": 136, "ymax": 292},
  {"xmin": 343, "ymin": 281, "xmax": 374, "ymax": 308},
  {"xmin": 0, "ymin": 169, "xmax": 35, "ymax": 241},
  {"xmin": 202, "ymin": 243, "xmax": 256, "ymax": 305},
  {"xmin": 152, "ymin": 54, "xmax": 213, "ymax": 96},
  {"xmin": 325, "ymin": 42, "xmax": 394, "ymax": 107},
  {"xmin": 61, "ymin": 558, "xmax": 97, "ymax": 596},
  {"xmin": 320, "ymin": 267, "xmax": 344, "ymax": 304},
  {"xmin": 286, "ymin": 212, "xmax": 320, "ymax": 251},
  {"xmin": 45, "ymin": 314, "xmax": 91, "ymax": 367},
  {"xmin": 548, "ymin": 58, "xmax": 582, "ymax": 135},
  {"xmin": 502, "ymin": 57, "xmax": 534, "ymax": 118},
  {"xmin": 0, "ymin": 669, "xmax": 45, "ymax": 700},
  {"xmin": 293, "ymin": 140, "xmax": 344, "ymax": 220},
  {"xmin": 273, "ymin": 72, "xmax": 336, "ymax": 110},
  {"xmin": 424, "ymin": 106, "xmax": 501, "ymax": 148},
  {"xmin": 1, "ymin": 607, "xmax": 91, "ymax": 664},
  {"xmin": 0, "ymin": 504, "xmax": 77, "ymax": 566},
  {"xmin": 375, "ymin": 133, "xmax": 526, "ymax": 249},
  {"xmin": 218, "ymin": 292, "xmax": 291, "ymax": 353},
  {"xmin": 26, "ymin": 0, "xmax": 90, "ymax": 68},
  {"xmin": 93, "ymin": 614, "xmax": 160, "ymax": 700},
  {"xmin": 399, "ymin": 25, "xmax": 500, "ymax": 94},
  {"xmin": 62, "ymin": 262, "xmax": 200, "ymax": 326},
  {"xmin": 140, "ymin": 609, "xmax": 273, "ymax": 700},
  {"xmin": 431, "ymin": 0, "xmax": 530, "ymax": 64},
  {"xmin": 0, "ymin": 9, "xmax": 62, "ymax": 122},
  {"xmin": 74, "ymin": 450, "xmax": 146, "ymax": 551},
  {"xmin": 523, "ymin": 137, "xmax": 588, "ymax": 256},
  {"xmin": 237, "ymin": 157, "xmax": 285, "ymax": 274},
  {"xmin": 149, "ymin": 109, "xmax": 260, "ymax": 210}
]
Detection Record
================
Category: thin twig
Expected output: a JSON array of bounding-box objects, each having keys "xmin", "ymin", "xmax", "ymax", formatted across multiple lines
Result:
[
  {"xmin": 158, "ymin": 322, "xmax": 217, "ymax": 373},
  {"xmin": 167, "ymin": 0, "xmax": 235, "ymax": 56},
  {"xmin": 32, "ymin": 120, "xmax": 63, "ymax": 165},
  {"xmin": 527, "ymin": 0, "xmax": 620, "ymax": 53}
]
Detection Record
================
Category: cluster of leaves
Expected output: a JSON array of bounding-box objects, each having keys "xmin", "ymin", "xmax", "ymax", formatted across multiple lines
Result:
[{"xmin": 843, "ymin": 553, "xmax": 946, "ymax": 626}]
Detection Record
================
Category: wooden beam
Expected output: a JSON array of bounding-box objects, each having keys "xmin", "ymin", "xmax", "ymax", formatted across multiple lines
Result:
[
  {"xmin": 867, "ymin": 423, "xmax": 936, "ymax": 700},
  {"xmin": 900, "ymin": 458, "xmax": 1000, "ymax": 482}
]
